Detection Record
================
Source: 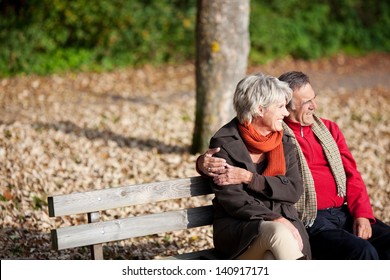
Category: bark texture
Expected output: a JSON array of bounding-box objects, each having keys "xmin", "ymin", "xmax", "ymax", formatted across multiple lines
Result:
[{"xmin": 191, "ymin": 0, "xmax": 250, "ymax": 153}]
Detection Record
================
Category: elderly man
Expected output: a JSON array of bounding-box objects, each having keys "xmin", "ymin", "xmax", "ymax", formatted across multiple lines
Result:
[{"xmin": 196, "ymin": 71, "xmax": 390, "ymax": 260}]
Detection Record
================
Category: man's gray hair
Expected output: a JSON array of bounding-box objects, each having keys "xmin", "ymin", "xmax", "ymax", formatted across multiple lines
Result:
[
  {"xmin": 279, "ymin": 71, "xmax": 311, "ymax": 110},
  {"xmin": 233, "ymin": 73, "xmax": 292, "ymax": 124}
]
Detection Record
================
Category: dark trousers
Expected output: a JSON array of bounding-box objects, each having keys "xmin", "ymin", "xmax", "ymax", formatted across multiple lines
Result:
[{"xmin": 307, "ymin": 205, "xmax": 390, "ymax": 260}]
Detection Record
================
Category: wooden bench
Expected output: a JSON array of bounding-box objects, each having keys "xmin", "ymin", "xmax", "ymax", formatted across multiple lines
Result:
[{"xmin": 47, "ymin": 176, "xmax": 220, "ymax": 260}]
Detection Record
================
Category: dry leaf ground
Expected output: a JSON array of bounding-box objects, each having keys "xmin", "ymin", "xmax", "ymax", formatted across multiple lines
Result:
[{"xmin": 0, "ymin": 53, "xmax": 389, "ymax": 259}]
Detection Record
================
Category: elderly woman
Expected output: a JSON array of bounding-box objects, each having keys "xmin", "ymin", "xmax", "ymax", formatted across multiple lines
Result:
[{"xmin": 206, "ymin": 73, "xmax": 311, "ymax": 260}]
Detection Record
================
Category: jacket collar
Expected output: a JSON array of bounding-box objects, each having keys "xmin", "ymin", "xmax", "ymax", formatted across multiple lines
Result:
[
  {"xmin": 216, "ymin": 117, "xmax": 294, "ymax": 139},
  {"xmin": 214, "ymin": 118, "xmax": 293, "ymax": 173}
]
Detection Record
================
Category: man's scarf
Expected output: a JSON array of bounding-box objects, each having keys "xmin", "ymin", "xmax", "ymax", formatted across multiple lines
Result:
[
  {"xmin": 282, "ymin": 115, "xmax": 346, "ymax": 227},
  {"xmin": 238, "ymin": 122, "xmax": 286, "ymax": 176}
]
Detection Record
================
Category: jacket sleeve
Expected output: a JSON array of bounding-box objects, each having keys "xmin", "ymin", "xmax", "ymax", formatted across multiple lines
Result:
[
  {"xmin": 246, "ymin": 142, "xmax": 303, "ymax": 204},
  {"xmin": 325, "ymin": 119, "xmax": 375, "ymax": 223},
  {"xmin": 210, "ymin": 140, "xmax": 281, "ymax": 221}
]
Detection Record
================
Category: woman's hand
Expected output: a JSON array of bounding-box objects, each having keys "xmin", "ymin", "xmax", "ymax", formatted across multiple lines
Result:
[
  {"xmin": 213, "ymin": 164, "xmax": 253, "ymax": 185},
  {"xmin": 273, "ymin": 217, "xmax": 304, "ymax": 251},
  {"xmin": 197, "ymin": 148, "xmax": 254, "ymax": 186}
]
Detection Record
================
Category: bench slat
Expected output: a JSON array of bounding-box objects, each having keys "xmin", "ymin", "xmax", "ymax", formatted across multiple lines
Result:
[
  {"xmin": 52, "ymin": 205, "xmax": 214, "ymax": 250},
  {"xmin": 48, "ymin": 176, "xmax": 211, "ymax": 217}
]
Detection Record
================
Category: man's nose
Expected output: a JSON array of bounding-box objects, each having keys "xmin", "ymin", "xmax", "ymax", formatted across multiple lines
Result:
[{"xmin": 310, "ymin": 99, "xmax": 317, "ymax": 109}]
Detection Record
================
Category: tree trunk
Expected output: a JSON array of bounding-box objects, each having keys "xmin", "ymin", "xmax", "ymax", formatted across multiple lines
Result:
[{"xmin": 191, "ymin": 0, "xmax": 250, "ymax": 154}]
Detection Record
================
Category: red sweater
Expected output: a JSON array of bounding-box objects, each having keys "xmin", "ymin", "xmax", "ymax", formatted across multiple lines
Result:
[{"xmin": 285, "ymin": 118, "xmax": 375, "ymax": 222}]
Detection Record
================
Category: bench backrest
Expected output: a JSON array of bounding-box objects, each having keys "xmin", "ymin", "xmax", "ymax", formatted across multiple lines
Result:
[{"xmin": 47, "ymin": 176, "xmax": 214, "ymax": 259}]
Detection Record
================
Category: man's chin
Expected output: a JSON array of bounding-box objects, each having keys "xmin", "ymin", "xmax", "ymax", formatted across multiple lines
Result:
[{"xmin": 303, "ymin": 116, "xmax": 315, "ymax": 125}]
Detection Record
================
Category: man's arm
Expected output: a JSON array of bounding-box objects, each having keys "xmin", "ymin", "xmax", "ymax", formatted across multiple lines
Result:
[
  {"xmin": 324, "ymin": 119, "xmax": 375, "ymax": 223},
  {"xmin": 324, "ymin": 118, "xmax": 375, "ymax": 239}
]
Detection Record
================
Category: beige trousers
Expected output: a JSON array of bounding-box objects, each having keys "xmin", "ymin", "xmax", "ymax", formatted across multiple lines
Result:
[{"xmin": 236, "ymin": 221, "xmax": 304, "ymax": 260}]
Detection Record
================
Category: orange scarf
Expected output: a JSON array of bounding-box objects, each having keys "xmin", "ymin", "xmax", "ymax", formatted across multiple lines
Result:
[{"xmin": 237, "ymin": 122, "xmax": 286, "ymax": 176}]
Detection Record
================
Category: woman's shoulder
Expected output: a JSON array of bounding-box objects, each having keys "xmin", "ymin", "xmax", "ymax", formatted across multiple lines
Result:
[
  {"xmin": 211, "ymin": 118, "xmax": 239, "ymax": 139},
  {"xmin": 282, "ymin": 130, "xmax": 294, "ymax": 144},
  {"xmin": 210, "ymin": 118, "xmax": 243, "ymax": 149},
  {"xmin": 282, "ymin": 132, "xmax": 298, "ymax": 154}
]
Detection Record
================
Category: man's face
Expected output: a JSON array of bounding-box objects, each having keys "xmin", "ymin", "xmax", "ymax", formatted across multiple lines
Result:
[{"xmin": 286, "ymin": 83, "xmax": 317, "ymax": 126}]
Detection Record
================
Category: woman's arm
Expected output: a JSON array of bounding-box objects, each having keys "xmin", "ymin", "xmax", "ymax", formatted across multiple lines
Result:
[
  {"xmin": 257, "ymin": 147, "xmax": 303, "ymax": 203},
  {"xmin": 210, "ymin": 143, "xmax": 304, "ymax": 204},
  {"xmin": 210, "ymin": 145, "xmax": 281, "ymax": 221}
]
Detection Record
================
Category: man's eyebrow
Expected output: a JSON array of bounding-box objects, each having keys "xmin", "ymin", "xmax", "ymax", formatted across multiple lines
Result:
[{"xmin": 302, "ymin": 95, "xmax": 316, "ymax": 103}]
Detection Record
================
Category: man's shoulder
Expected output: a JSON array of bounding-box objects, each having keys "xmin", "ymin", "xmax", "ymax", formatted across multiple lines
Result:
[
  {"xmin": 319, "ymin": 117, "xmax": 340, "ymax": 130},
  {"xmin": 319, "ymin": 117, "xmax": 332, "ymax": 125}
]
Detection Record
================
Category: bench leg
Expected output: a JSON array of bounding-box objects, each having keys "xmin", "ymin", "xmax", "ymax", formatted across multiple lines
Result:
[{"xmin": 88, "ymin": 212, "xmax": 104, "ymax": 260}]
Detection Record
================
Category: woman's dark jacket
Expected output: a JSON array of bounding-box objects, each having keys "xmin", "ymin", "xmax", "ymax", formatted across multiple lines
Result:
[{"xmin": 209, "ymin": 118, "xmax": 311, "ymax": 259}]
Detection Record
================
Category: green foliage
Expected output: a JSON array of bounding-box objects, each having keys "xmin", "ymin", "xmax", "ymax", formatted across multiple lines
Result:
[
  {"xmin": 0, "ymin": 0, "xmax": 388, "ymax": 76},
  {"xmin": 0, "ymin": 0, "xmax": 196, "ymax": 76},
  {"xmin": 249, "ymin": 0, "xmax": 390, "ymax": 64}
]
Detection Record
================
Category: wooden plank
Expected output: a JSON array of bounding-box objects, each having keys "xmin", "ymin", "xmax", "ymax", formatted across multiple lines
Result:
[
  {"xmin": 48, "ymin": 176, "xmax": 212, "ymax": 217},
  {"xmin": 53, "ymin": 205, "xmax": 214, "ymax": 250}
]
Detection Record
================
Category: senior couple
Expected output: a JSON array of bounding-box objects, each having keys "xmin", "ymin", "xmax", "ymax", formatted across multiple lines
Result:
[{"xmin": 196, "ymin": 71, "xmax": 390, "ymax": 260}]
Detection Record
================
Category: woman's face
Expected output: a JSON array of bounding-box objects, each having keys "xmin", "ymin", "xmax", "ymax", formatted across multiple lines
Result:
[{"xmin": 256, "ymin": 101, "xmax": 290, "ymax": 135}]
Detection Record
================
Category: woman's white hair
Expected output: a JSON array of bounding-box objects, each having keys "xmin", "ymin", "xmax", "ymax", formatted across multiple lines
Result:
[{"xmin": 233, "ymin": 73, "xmax": 292, "ymax": 124}]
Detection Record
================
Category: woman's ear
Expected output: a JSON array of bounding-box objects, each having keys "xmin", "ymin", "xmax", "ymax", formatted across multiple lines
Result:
[{"xmin": 258, "ymin": 106, "xmax": 265, "ymax": 117}]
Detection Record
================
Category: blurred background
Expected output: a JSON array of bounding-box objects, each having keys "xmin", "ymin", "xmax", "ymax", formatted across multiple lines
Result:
[{"xmin": 0, "ymin": 0, "xmax": 389, "ymax": 76}]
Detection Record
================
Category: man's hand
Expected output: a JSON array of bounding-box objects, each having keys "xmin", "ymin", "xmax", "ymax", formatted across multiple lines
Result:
[
  {"xmin": 197, "ymin": 147, "xmax": 227, "ymax": 176},
  {"xmin": 213, "ymin": 164, "xmax": 253, "ymax": 185},
  {"xmin": 353, "ymin": 217, "xmax": 372, "ymax": 239}
]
